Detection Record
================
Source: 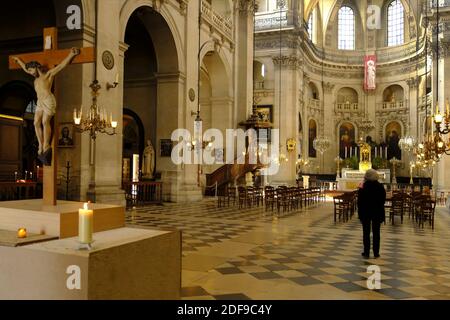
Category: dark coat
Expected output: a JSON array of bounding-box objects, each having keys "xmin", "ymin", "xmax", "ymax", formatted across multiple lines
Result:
[{"xmin": 357, "ymin": 180, "xmax": 386, "ymax": 223}]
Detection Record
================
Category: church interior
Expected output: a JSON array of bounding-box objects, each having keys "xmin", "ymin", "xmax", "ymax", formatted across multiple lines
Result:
[{"xmin": 1, "ymin": 0, "xmax": 450, "ymax": 301}]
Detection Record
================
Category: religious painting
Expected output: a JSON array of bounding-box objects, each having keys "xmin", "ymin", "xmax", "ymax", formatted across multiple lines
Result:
[
  {"xmin": 364, "ymin": 55, "xmax": 376, "ymax": 91},
  {"xmin": 256, "ymin": 105, "xmax": 273, "ymax": 123},
  {"xmin": 57, "ymin": 123, "xmax": 74, "ymax": 148},
  {"xmin": 308, "ymin": 119, "xmax": 317, "ymax": 158},
  {"xmin": 339, "ymin": 122, "xmax": 355, "ymax": 159},
  {"xmin": 160, "ymin": 139, "xmax": 173, "ymax": 157},
  {"xmin": 385, "ymin": 121, "xmax": 402, "ymax": 160}
]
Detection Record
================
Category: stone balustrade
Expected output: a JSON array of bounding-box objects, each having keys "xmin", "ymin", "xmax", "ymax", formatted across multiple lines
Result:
[
  {"xmin": 309, "ymin": 98, "xmax": 321, "ymax": 110},
  {"xmin": 377, "ymin": 100, "xmax": 408, "ymax": 111},
  {"xmin": 335, "ymin": 102, "xmax": 360, "ymax": 112},
  {"xmin": 201, "ymin": 0, "xmax": 233, "ymax": 41},
  {"xmin": 255, "ymin": 9, "xmax": 292, "ymax": 31}
]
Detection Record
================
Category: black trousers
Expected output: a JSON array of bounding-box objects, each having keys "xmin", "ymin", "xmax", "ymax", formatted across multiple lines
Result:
[{"xmin": 361, "ymin": 219, "xmax": 381, "ymax": 255}]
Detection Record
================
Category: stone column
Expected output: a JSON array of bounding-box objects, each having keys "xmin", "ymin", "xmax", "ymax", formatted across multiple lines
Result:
[
  {"xmin": 85, "ymin": 0, "xmax": 125, "ymax": 205},
  {"xmin": 270, "ymin": 55, "xmax": 300, "ymax": 184},
  {"xmin": 235, "ymin": 0, "xmax": 255, "ymax": 123},
  {"xmin": 322, "ymin": 82, "xmax": 335, "ymax": 174},
  {"xmin": 430, "ymin": 12, "xmax": 450, "ymax": 192}
]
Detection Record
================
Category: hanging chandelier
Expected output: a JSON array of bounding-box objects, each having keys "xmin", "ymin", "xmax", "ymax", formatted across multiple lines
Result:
[
  {"xmin": 313, "ymin": 136, "xmax": 331, "ymax": 154},
  {"xmin": 73, "ymin": 80, "xmax": 117, "ymax": 140},
  {"xmin": 398, "ymin": 134, "xmax": 417, "ymax": 153}
]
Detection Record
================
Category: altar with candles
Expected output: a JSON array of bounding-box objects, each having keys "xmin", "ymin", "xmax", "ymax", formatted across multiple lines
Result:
[{"xmin": 337, "ymin": 142, "xmax": 391, "ymax": 191}]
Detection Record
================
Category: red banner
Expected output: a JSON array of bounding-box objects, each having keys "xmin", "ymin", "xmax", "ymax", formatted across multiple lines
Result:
[{"xmin": 364, "ymin": 55, "xmax": 376, "ymax": 91}]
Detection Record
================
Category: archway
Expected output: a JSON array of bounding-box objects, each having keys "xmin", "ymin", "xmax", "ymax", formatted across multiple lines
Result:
[
  {"xmin": 123, "ymin": 6, "xmax": 180, "ymax": 183},
  {"xmin": 199, "ymin": 50, "xmax": 231, "ymax": 174},
  {"xmin": 383, "ymin": 84, "xmax": 404, "ymax": 102}
]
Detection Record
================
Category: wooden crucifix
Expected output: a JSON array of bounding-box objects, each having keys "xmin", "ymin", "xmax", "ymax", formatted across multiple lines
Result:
[{"xmin": 9, "ymin": 27, "xmax": 95, "ymax": 206}]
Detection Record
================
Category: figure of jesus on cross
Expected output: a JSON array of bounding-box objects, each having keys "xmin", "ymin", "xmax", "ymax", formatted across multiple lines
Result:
[{"xmin": 12, "ymin": 48, "xmax": 80, "ymax": 162}]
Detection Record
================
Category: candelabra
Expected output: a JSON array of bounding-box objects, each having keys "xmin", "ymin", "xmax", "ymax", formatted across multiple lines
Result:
[{"xmin": 73, "ymin": 80, "xmax": 118, "ymax": 140}]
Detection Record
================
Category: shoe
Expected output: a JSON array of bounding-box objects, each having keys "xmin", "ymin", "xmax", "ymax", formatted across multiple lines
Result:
[
  {"xmin": 361, "ymin": 252, "xmax": 370, "ymax": 259},
  {"xmin": 374, "ymin": 254, "xmax": 380, "ymax": 258}
]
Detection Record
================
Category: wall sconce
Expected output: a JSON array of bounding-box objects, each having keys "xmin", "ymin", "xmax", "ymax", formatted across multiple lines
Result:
[
  {"xmin": 286, "ymin": 138, "xmax": 296, "ymax": 152},
  {"xmin": 106, "ymin": 73, "xmax": 119, "ymax": 90}
]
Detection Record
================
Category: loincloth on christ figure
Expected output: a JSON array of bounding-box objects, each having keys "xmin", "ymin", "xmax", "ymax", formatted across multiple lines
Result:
[{"xmin": 36, "ymin": 94, "xmax": 57, "ymax": 116}]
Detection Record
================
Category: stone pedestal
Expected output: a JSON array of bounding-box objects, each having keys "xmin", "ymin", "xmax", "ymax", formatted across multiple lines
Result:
[
  {"xmin": 0, "ymin": 227, "xmax": 181, "ymax": 300},
  {"xmin": 0, "ymin": 199, "xmax": 124, "ymax": 238}
]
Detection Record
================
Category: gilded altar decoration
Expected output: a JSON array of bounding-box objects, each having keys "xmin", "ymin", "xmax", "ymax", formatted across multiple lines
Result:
[{"xmin": 359, "ymin": 142, "xmax": 372, "ymax": 172}]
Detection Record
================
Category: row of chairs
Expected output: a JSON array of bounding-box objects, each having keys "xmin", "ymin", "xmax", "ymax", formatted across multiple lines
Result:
[
  {"xmin": 217, "ymin": 185, "xmax": 323, "ymax": 213},
  {"xmin": 264, "ymin": 186, "xmax": 322, "ymax": 213},
  {"xmin": 333, "ymin": 191, "xmax": 357, "ymax": 223},
  {"xmin": 388, "ymin": 192, "xmax": 436, "ymax": 229}
]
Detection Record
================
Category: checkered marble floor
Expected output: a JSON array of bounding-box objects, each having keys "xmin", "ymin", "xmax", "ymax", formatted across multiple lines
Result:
[{"xmin": 126, "ymin": 199, "xmax": 450, "ymax": 300}]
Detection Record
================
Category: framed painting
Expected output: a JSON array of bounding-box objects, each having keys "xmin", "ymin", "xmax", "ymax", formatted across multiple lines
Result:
[
  {"xmin": 256, "ymin": 105, "xmax": 273, "ymax": 123},
  {"xmin": 160, "ymin": 139, "xmax": 173, "ymax": 157},
  {"xmin": 57, "ymin": 123, "xmax": 75, "ymax": 148},
  {"xmin": 339, "ymin": 122, "xmax": 355, "ymax": 158},
  {"xmin": 385, "ymin": 121, "xmax": 402, "ymax": 160}
]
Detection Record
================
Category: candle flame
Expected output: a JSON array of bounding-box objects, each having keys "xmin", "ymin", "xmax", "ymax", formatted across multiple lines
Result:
[{"xmin": 83, "ymin": 202, "xmax": 88, "ymax": 210}]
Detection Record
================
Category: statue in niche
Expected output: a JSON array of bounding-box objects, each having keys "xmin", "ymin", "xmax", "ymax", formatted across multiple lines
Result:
[
  {"xmin": 142, "ymin": 140, "xmax": 155, "ymax": 179},
  {"xmin": 12, "ymin": 48, "xmax": 80, "ymax": 165}
]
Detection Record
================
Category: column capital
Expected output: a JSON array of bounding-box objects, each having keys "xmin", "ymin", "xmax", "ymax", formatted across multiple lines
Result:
[
  {"xmin": 235, "ymin": 0, "xmax": 258, "ymax": 15},
  {"xmin": 272, "ymin": 55, "xmax": 302, "ymax": 69},
  {"xmin": 323, "ymin": 82, "xmax": 335, "ymax": 94},
  {"xmin": 407, "ymin": 77, "xmax": 419, "ymax": 89}
]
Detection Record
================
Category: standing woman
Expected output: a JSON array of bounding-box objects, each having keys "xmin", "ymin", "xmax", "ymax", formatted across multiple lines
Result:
[{"xmin": 357, "ymin": 169, "xmax": 386, "ymax": 258}]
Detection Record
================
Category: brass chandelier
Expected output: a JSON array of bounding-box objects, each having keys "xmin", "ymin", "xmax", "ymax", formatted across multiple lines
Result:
[{"xmin": 73, "ymin": 80, "xmax": 117, "ymax": 140}]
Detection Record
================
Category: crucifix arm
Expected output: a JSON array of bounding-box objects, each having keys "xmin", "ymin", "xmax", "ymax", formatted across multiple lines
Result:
[
  {"xmin": 48, "ymin": 47, "xmax": 80, "ymax": 76},
  {"xmin": 11, "ymin": 57, "xmax": 35, "ymax": 76}
]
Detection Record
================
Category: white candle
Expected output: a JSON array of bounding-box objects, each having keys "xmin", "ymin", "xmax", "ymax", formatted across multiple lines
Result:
[
  {"xmin": 375, "ymin": 147, "xmax": 377, "ymax": 158},
  {"xmin": 345, "ymin": 147, "xmax": 348, "ymax": 158},
  {"xmin": 115, "ymin": 72, "xmax": 119, "ymax": 84},
  {"xmin": 79, "ymin": 203, "xmax": 93, "ymax": 244},
  {"xmin": 385, "ymin": 147, "xmax": 388, "ymax": 159}
]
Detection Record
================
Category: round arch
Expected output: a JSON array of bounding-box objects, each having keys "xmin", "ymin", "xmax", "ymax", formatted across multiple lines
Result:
[
  {"xmin": 119, "ymin": 1, "xmax": 184, "ymax": 73},
  {"xmin": 199, "ymin": 44, "xmax": 232, "ymax": 98}
]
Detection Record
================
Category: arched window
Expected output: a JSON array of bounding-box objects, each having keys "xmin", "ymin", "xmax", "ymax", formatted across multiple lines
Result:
[
  {"xmin": 387, "ymin": 0, "xmax": 404, "ymax": 46},
  {"xmin": 308, "ymin": 13, "xmax": 314, "ymax": 41},
  {"xmin": 338, "ymin": 6, "xmax": 355, "ymax": 50}
]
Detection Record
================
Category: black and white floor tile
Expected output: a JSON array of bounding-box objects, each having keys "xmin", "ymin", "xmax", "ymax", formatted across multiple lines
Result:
[{"xmin": 126, "ymin": 199, "xmax": 450, "ymax": 300}]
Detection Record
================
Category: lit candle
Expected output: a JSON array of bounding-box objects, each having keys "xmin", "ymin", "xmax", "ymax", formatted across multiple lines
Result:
[
  {"xmin": 30, "ymin": 172, "xmax": 33, "ymax": 180},
  {"xmin": 79, "ymin": 202, "xmax": 93, "ymax": 244},
  {"xmin": 25, "ymin": 171, "xmax": 28, "ymax": 180},
  {"xmin": 14, "ymin": 171, "xmax": 17, "ymax": 181},
  {"xmin": 17, "ymin": 228, "xmax": 27, "ymax": 238},
  {"xmin": 111, "ymin": 121, "xmax": 118, "ymax": 128}
]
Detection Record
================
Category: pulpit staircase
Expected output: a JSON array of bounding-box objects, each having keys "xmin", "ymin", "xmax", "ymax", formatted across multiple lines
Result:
[{"xmin": 205, "ymin": 154, "xmax": 265, "ymax": 196}]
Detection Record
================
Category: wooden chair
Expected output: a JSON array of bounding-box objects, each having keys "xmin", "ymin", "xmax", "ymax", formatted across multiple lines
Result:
[
  {"xmin": 389, "ymin": 194, "xmax": 404, "ymax": 225},
  {"xmin": 333, "ymin": 195, "xmax": 349, "ymax": 222},
  {"xmin": 238, "ymin": 186, "xmax": 247, "ymax": 209},
  {"xmin": 264, "ymin": 186, "xmax": 276, "ymax": 211},
  {"xmin": 227, "ymin": 186, "xmax": 236, "ymax": 206},
  {"xmin": 276, "ymin": 187, "xmax": 290, "ymax": 213},
  {"xmin": 418, "ymin": 199, "xmax": 436, "ymax": 229},
  {"xmin": 254, "ymin": 187, "xmax": 264, "ymax": 207}
]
